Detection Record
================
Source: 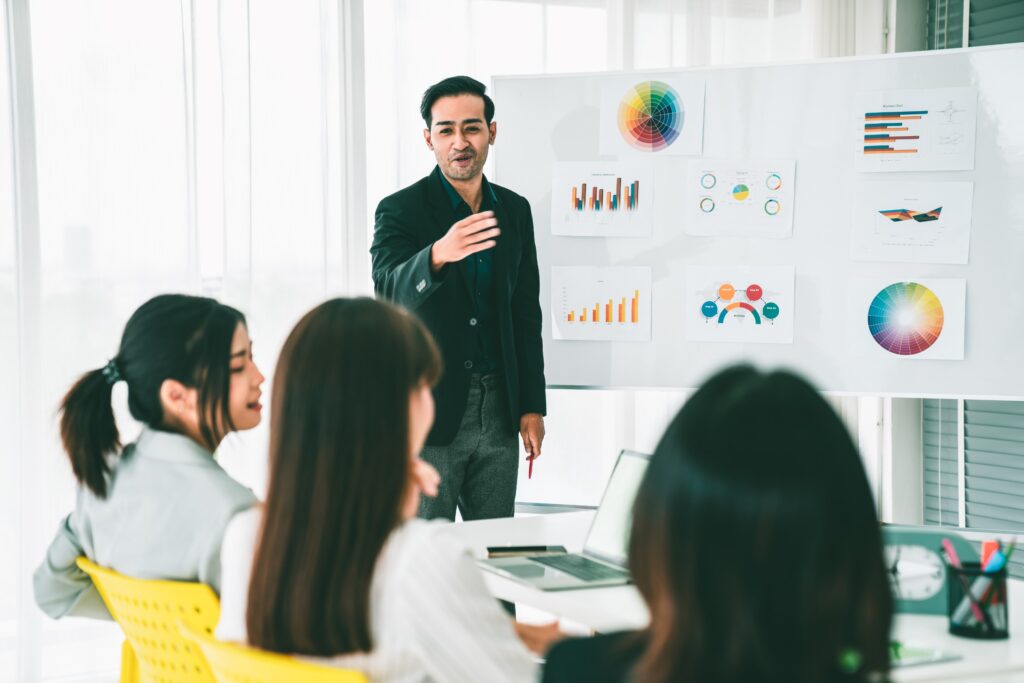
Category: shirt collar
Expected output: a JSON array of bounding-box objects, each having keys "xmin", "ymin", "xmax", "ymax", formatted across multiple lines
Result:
[
  {"xmin": 438, "ymin": 169, "xmax": 498, "ymax": 210},
  {"xmin": 132, "ymin": 427, "xmax": 217, "ymax": 466}
]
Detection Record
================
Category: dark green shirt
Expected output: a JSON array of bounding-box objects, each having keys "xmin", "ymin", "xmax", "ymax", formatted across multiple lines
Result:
[{"xmin": 439, "ymin": 172, "xmax": 500, "ymax": 374}]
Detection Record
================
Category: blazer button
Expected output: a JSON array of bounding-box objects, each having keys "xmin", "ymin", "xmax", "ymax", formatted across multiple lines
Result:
[
  {"xmin": 464, "ymin": 360, "xmax": 474, "ymax": 370},
  {"xmin": 469, "ymin": 318, "xmax": 478, "ymax": 326}
]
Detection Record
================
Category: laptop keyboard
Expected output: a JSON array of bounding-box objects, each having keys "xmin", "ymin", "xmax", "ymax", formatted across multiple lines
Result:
[{"xmin": 530, "ymin": 554, "xmax": 630, "ymax": 582}]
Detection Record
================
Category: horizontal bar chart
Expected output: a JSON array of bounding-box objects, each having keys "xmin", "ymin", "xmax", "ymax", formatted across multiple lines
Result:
[{"xmin": 863, "ymin": 110, "xmax": 928, "ymax": 155}]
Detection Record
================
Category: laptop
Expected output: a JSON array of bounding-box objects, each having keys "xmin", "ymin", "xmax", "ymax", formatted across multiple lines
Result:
[{"xmin": 478, "ymin": 449, "xmax": 650, "ymax": 590}]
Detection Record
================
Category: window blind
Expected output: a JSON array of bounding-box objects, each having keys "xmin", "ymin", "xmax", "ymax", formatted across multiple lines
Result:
[
  {"xmin": 926, "ymin": 0, "xmax": 965, "ymax": 49},
  {"xmin": 964, "ymin": 400, "xmax": 1024, "ymax": 579},
  {"xmin": 927, "ymin": 0, "xmax": 1024, "ymax": 48},
  {"xmin": 923, "ymin": 399, "xmax": 960, "ymax": 527},
  {"xmin": 968, "ymin": 0, "xmax": 1024, "ymax": 46}
]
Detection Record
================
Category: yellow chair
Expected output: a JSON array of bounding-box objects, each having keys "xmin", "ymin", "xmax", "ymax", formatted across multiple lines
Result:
[
  {"xmin": 180, "ymin": 622, "xmax": 368, "ymax": 683},
  {"xmin": 76, "ymin": 557, "xmax": 219, "ymax": 683}
]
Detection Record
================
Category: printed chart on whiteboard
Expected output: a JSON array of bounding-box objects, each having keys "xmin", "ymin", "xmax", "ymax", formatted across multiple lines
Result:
[
  {"xmin": 683, "ymin": 159, "xmax": 796, "ymax": 238},
  {"xmin": 855, "ymin": 86, "xmax": 977, "ymax": 172},
  {"xmin": 551, "ymin": 266, "xmax": 652, "ymax": 342},
  {"xmin": 550, "ymin": 162, "xmax": 653, "ymax": 237},
  {"xmin": 848, "ymin": 278, "xmax": 966, "ymax": 360},
  {"xmin": 851, "ymin": 181, "xmax": 974, "ymax": 264},
  {"xmin": 684, "ymin": 266, "xmax": 795, "ymax": 344},
  {"xmin": 599, "ymin": 74, "xmax": 705, "ymax": 156}
]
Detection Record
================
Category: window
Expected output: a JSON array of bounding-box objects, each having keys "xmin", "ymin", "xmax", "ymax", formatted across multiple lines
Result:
[
  {"xmin": 927, "ymin": 0, "xmax": 1024, "ymax": 49},
  {"xmin": 922, "ymin": 399, "xmax": 1024, "ymax": 579}
]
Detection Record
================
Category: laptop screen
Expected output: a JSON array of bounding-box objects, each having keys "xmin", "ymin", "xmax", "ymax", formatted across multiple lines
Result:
[{"xmin": 583, "ymin": 450, "xmax": 650, "ymax": 566}]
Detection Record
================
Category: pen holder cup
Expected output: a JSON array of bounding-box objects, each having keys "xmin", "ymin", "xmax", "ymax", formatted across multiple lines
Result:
[{"xmin": 947, "ymin": 561, "xmax": 1008, "ymax": 640}]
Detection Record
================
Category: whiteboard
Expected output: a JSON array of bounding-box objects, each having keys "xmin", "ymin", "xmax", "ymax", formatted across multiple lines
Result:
[{"xmin": 492, "ymin": 45, "xmax": 1024, "ymax": 399}]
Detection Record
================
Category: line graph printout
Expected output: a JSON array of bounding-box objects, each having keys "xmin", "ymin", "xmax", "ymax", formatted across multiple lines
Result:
[
  {"xmin": 854, "ymin": 87, "xmax": 977, "ymax": 172},
  {"xmin": 851, "ymin": 181, "xmax": 974, "ymax": 264}
]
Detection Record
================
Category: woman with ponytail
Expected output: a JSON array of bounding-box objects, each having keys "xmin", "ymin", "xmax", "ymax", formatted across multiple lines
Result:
[{"xmin": 34, "ymin": 294, "xmax": 265, "ymax": 619}]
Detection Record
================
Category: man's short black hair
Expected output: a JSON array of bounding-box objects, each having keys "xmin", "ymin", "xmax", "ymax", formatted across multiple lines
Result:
[{"xmin": 420, "ymin": 75, "xmax": 495, "ymax": 128}]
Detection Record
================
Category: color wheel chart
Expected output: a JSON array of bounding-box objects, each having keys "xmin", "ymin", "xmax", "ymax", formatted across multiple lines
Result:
[
  {"xmin": 618, "ymin": 81, "xmax": 682, "ymax": 152},
  {"xmin": 867, "ymin": 282, "xmax": 943, "ymax": 356}
]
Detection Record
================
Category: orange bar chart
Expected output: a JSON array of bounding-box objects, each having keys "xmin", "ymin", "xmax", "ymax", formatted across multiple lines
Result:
[
  {"xmin": 564, "ymin": 289, "xmax": 642, "ymax": 325},
  {"xmin": 553, "ymin": 266, "xmax": 652, "ymax": 342}
]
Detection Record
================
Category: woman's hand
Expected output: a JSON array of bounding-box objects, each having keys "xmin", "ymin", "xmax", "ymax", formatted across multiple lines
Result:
[
  {"xmin": 402, "ymin": 458, "xmax": 440, "ymax": 519},
  {"xmin": 513, "ymin": 621, "xmax": 566, "ymax": 656}
]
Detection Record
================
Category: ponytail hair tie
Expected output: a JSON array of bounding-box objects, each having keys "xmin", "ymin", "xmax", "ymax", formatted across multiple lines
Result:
[{"xmin": 101, "ymin": 359, "xmax": 123, "ymax": 386}]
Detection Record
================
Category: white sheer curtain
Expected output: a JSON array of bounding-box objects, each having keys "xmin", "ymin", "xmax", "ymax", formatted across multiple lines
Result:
[
  {"xmin": 2, "ymin": 0, "xmax": 364, "ymax": 680},
  {"xmin": 363, "ymin": 0, "xmax": 886, "ymax": 508}
]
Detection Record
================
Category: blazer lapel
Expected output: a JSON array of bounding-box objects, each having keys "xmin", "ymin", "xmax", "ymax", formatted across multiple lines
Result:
[{"xmin": 490, "ymin": 187, "xmax": 510, "ymax": 308}]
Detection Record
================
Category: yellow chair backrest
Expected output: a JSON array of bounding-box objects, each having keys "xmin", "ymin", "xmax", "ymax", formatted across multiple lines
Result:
[
  {"xmin": 76, "ymin": 557, "xmax": 219, "ymax": 683},
  {"xmin": 180, "ymin": 622, "xmax": 368, "ymax": 683}
]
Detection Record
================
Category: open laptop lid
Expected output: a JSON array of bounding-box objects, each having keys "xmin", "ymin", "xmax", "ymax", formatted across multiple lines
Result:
[{"xmin": 581, "ymin": 449, "xmax": 651, "ymax": 568}]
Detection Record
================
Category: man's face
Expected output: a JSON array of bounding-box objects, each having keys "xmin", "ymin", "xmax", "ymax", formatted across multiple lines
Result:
[{"xmin": 423, "ymin": 94, "xmax": 496, "ymax": 182}]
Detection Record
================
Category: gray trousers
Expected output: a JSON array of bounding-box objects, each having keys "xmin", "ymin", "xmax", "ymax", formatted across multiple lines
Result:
[{"xmin": 418, "ymin": 373, "xmax": 519, "ymax": 521}]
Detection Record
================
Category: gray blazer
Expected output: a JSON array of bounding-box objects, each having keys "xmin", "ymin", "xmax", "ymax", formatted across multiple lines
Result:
[{"xmin": 33, "ymin": 428, "xmax": 257, "ymax": 619}]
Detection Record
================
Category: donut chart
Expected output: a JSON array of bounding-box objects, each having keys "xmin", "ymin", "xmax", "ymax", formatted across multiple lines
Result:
[
  {"xmin": 618, "ymin": 81, "xmax": 683, "ymax": 152},
  {"xmin": 867, "ymin": 282, "xmax": 944, "ymax": 355}
]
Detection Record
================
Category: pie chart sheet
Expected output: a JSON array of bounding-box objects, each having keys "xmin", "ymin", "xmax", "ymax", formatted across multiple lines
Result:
[{"xmin": 600, "ymin": 74, "xmax": 705, "ymax": 156}]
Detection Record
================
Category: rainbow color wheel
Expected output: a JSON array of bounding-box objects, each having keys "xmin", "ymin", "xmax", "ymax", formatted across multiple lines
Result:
[
  {"xmin": 867, "ymin": 282, "xmax": 944, "ymax": 356},
  {"xmin": 617, "ymin": 81, "xmax": 683, "ymax": 152}
]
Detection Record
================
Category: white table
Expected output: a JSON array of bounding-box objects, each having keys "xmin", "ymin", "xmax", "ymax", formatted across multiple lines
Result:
[{"xmin": 450, "ymin": 511, "xmax": 1024, "ymax": 683}]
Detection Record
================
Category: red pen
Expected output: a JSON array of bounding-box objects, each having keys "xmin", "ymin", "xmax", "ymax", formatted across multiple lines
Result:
[{"xmin": 528, "ymin": 454, "xmax": 534, "ymax": 479}]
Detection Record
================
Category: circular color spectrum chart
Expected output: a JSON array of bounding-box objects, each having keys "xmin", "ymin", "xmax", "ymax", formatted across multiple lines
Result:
[
  {"xmin": 867, "ymin": 282, "xmax": 944, "ymax": 356},
  {"xmin": 618, "ymin": 81, "xmax": 683, "ymax": 152},
  {"xmin": 732, "ymin": 184, "xmax": 750, "ymax": 201}
]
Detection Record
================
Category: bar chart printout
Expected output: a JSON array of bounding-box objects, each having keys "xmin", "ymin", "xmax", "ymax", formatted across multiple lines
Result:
[
  {"xmin": 552, "ymin": 266, "xmax": 652, "ymax": 341},
  {"xmin": 863, "ymin": 109, "xmax": 925, "ymax": 156},
  {"xmin": 570, "ymin": 176, "xmax": 640, "ymax": 212},
  {"xmin": 854, "ymin": 87, "xmax": 977, "ymax": 172},
  {"xmin": 552, "ymin": 162, "xmax": 654, "ymax": 237}
]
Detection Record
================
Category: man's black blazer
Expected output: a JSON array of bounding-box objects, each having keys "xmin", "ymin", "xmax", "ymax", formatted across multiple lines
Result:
[{"xmin": 371, "ymin": 166, "xmax": 546, "ymax": 447}]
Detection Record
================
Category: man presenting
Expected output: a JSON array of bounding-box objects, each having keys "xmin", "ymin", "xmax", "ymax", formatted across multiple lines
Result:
[{"xmin": 371, "ymin": 75, "xmax": 546, "ymax": 521}]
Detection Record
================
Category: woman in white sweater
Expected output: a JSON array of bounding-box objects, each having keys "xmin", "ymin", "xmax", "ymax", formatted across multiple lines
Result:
[{"xmin": 216, "ymin": 297, "xmax": 538, "ymax": 683}]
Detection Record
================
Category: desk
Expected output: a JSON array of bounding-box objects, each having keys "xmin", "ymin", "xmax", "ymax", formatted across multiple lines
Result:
[{"xmin": 450, "ymin": 511, "xmax": 1024, "ymax": 683}]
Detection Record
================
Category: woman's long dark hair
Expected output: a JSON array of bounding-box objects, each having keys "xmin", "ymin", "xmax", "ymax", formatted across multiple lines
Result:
[
  {"xmin": 246, "ymin": 297, "xmax": 441, "ymax": 655},
  {"xmin": 628, "ymin": 365, "xmax": 893, "ymax": 683},
  {"xmin": 59, "ymin": 294, "xmax": 246, "ymax": 498}
]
